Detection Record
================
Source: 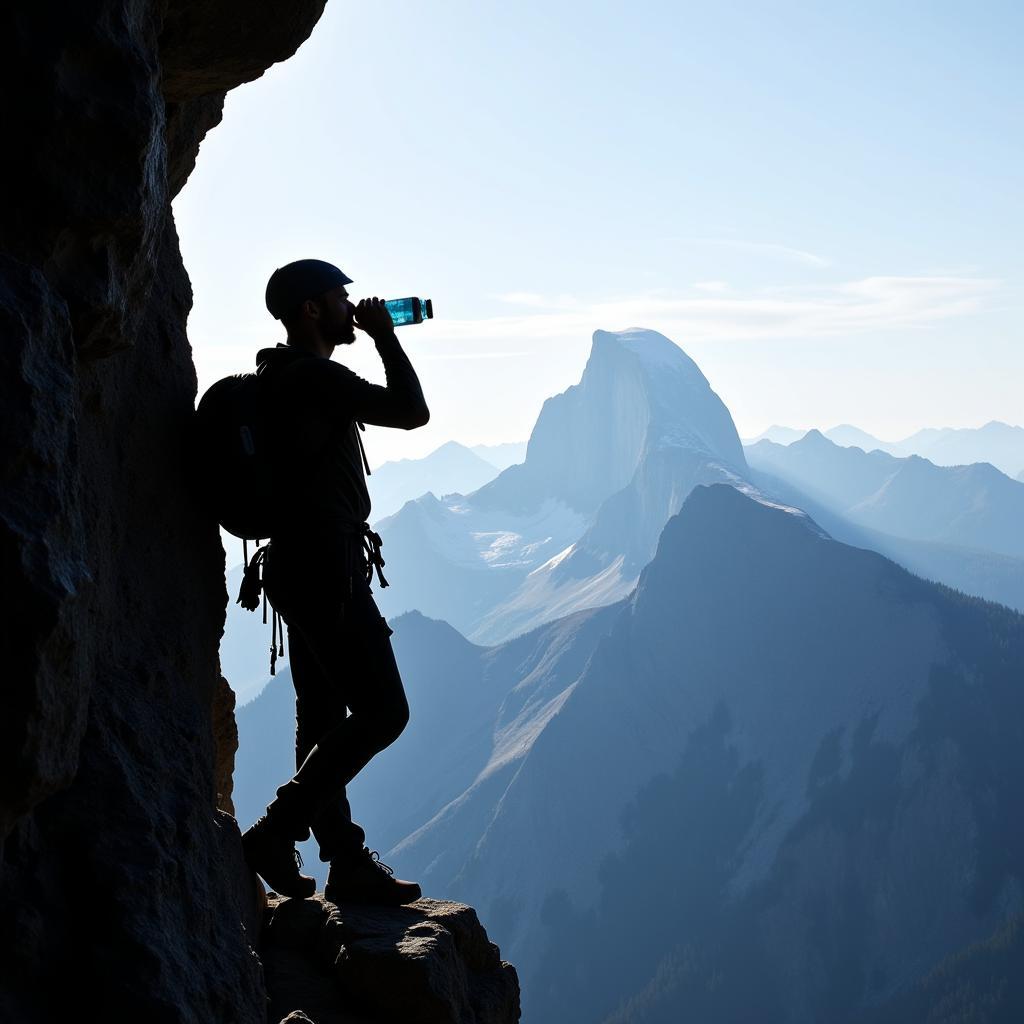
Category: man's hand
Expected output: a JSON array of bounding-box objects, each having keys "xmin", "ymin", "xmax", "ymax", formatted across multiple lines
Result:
[{"xmin": 354, "ymin": 297, "xmax": 396, "ymax": 342}]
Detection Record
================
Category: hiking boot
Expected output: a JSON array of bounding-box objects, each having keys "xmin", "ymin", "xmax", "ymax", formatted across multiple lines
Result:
[
  {"xmin": 241, "ymin": 815, "xmax": 317, "ymax": 899},
  {"xmin": 325, "ymin": 847, "xmax": 421, "ymax": 906}
]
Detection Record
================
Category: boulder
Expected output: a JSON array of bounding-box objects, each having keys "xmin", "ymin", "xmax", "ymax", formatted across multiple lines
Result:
[{"xmin": 263, "ymin": 895, "xmax": 520, "ymax": 1024}]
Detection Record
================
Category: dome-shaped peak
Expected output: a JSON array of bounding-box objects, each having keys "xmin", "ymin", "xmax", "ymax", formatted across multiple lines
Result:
[{"xmin": 590, "ymin": 328, "xmax": 706, "ymax": 380}]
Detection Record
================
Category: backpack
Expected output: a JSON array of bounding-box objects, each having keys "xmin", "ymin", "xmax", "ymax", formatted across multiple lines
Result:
[
  {"xmin": 193, "ymin": 368, "xmax": 289, "ymax": 673},
  {"xmin": 193, "ymin": 368, "xmax": 279, "ymax": 541}
]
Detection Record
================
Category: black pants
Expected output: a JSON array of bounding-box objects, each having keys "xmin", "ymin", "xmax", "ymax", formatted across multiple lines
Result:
[{"xmin": 262, "ymin": 539, "xmax": 409, "ymax": 863}]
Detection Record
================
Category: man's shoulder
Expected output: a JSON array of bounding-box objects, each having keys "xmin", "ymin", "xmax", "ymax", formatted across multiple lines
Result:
[
  {"xmin": 270, "ymin": 356, "xmax": 363, "ymax": 428},
  {"xmin": 272, "ymin": 354, "xmax": 362, "ymax": 398}
]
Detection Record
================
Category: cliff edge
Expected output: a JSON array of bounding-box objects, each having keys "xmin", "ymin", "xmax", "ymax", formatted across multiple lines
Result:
[{"xmin": 263, "ymin": 895, "xmax": 519, "ymax": 1024}]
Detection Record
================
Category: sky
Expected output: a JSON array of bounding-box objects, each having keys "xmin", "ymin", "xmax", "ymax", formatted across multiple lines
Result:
[{"xmin": 174, "ymin": 0, "xmax": 1023, "ymax": 464}]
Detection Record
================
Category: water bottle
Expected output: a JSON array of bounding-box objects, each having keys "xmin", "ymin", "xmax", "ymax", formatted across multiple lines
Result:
[{"xmin": 383, "ymin": 297, "xmax": 434, "ymax": 327}]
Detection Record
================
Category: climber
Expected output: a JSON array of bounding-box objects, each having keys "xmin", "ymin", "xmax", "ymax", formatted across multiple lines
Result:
[{"xmin": 239, "ymin": 258, "xmax": 429, "ymax": 905}]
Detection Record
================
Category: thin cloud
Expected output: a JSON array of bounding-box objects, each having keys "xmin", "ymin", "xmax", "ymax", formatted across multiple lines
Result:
[
  {"xmin": 190, "ymin": 275, "xmax": 1000, "ymax": 389},
  {"xmin": 419, "ymin": 350, "xmax": 531, "ymax": 360},
  {"xmin": 427, "ymin": 275, "xmax": 1000, "ymax": 344},
  {"xmin": 494, "ymin": 292, "xmax": 580, "ymax": 309},
  {"xmin": 494, "ymin": 291, "xmax": 550, "ymax": 306},
  {"xmin": 688, "ymin": 237, "xmax": 832, "ymax": 268}
]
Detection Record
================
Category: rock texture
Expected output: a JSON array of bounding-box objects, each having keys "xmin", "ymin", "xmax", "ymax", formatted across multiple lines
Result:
[
  {"xmin": 0, "ymin": 2, "xmax": 326, "ymax": 1021},
  {"xmin": 262, "ymin": 895, "xmax": 520, "ymax": 1024}
]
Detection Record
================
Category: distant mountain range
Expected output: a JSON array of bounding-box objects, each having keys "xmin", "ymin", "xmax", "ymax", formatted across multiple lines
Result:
[
  {"xmin": 746, "ymin": 430, "xmax": 1024, "ymax": 559},
  {"xmin": 235, "ymin": 483, "xmax": 1024, "ymax": 1022},
  {"xmin": 367, "ymin": 441, "xmax": 502, "ymax": 521},
  {"xmin": 470, "ymin": 441, "xmax": 528, "ymax": 470},
  {"xmin": 365, "ymin": 439, "xmax": 529, "ymax": 522},
  {"xmin": 745, "ymin": 421, "xmax": 1024, "ymax": 478},
  {"xmin": 742, "ymin": 424, "xmax": 808, "ymax": 445},
  {"xmin": 745, "ymin": 431, "xmax": 1024, "ymax": 614}
]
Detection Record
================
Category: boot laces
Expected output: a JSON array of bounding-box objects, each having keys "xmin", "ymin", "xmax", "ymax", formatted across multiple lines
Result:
[{"xmin": 366, "ymin": 849, "xmax": 395, "ymax": 877}]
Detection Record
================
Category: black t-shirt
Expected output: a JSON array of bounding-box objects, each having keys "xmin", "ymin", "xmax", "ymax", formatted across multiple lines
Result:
[{"xmin": 256, "ymin": 337, "xmax": 428, "ymax": 551}]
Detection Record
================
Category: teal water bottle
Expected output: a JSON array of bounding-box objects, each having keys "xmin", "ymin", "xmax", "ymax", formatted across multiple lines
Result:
[{"xmin": 383, "ymin": 297, "xmax": 434, "ymax": 327}]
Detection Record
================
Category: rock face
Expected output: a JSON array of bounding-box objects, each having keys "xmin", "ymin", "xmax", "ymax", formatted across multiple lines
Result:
[
  {"xmin": 3, "ymin": 3, "xmax": 331, "ymax": 1021},
  {"xmin": 262, "ymin": 895, "xmax": 520, "ymax": 1024}
]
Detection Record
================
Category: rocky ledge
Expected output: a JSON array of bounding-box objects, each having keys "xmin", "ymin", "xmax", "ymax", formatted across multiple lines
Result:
[{"xmin": 262, "ymin": 894, "xmax": 520, "ymax": 1024}]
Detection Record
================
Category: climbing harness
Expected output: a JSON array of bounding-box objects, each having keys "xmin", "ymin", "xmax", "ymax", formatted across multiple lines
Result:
[
  {"xmin": 237, "ymin": 541, "xmax": 285, "ymax": 676},
  {"xmin": 236, "ymin": 521, "xmax": 388, "ymax": 676}
]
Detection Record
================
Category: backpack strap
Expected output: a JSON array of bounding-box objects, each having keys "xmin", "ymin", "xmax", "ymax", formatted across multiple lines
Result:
[{"xmin": 355, "ymin": 421, "xmax": 372, "ymax": 476}]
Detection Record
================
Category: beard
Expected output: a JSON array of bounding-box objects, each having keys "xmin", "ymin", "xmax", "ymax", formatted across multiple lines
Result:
[{"xmin": 335, "ymin": 321, "xmax": 357, "ymax": 345}]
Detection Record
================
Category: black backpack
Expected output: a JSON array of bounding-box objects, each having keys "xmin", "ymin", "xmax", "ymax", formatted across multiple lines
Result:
[{"xmin": 193, "ymin": 368, "xmax": 279, "ymax": 541}]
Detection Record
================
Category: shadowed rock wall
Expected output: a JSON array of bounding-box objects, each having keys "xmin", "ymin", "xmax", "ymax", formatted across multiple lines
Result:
[{"xmin": 0, "ymin": 2, "xmax": 325, "ymax": 1020}]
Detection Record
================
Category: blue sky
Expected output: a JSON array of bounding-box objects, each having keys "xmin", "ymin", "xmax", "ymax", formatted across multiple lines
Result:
[{"xmin": 175, "ymin": 0, "xmax": 1022, "ymax": 463}]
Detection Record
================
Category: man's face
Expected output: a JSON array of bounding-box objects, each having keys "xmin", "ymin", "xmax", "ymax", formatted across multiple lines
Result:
[{"xmin": 319, "ymin": 284, "xmax": 357, "ymax": 345}]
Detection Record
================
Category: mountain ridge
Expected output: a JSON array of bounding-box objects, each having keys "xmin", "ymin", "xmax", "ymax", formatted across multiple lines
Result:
[
  {"xmin": 367, "ymin": 483, "xmax": 1024, "ymax": 1023},
  {"xmin": 746, "ymin": 429, "xmax": 1024, "ymax": 559},
  {"xmin": 743, "ymin": 420, "xmax": 1024, "ymax": 477}
]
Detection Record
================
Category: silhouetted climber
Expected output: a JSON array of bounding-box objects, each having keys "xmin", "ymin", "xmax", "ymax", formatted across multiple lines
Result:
[{"xmin": 240, "ymin": 259, "xmax": 429, "ymax": 904}]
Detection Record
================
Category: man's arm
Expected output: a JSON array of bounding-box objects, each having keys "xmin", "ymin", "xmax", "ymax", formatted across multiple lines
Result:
[{"xmin": 339, "ymin": 298, "xmax": 430, "ymax": 429}]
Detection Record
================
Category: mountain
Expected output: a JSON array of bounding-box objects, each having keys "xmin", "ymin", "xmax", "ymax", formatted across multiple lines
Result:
[
  {"xmin": 824, "ymin": 423, "xmax": 888, "ymax": 451},
  {"xmin": 747, "ymin": 465, "xmax": 1024, "ymax": 615},
  {"xmin": 795, "ymin": 421, "xmax": 1024, "ymax": 478},
  {"xmin": 374, "ymin": 328, "xmax": 747, "ymax": 644},
  {"xmin": 470, "ymin": 441, "xmax": 528, "ymax": 470},
  {"xmin": 742, "ymin": 425, "xmax": 807, "ymax": 445},
  {"xmin": 890, "ymin": 421, "xmax": 1024, "ymax": 477},
  {"xmin": 233, "ymin": 601, "xmax": 623, "ymax": 888},
  {"xmin": 746, "ymin": 422, "xmax": 1024, "ymax": 479},
  {"xmin": 344, "ymin": 484, "xmax": 1024, "ymax": 1023},
  {"xmin": 367, "ymin": 440, "xmax": 501, "ymax": 521},
  {"xmin": 746, "ymin": 429, "xmax": 1024, "ymax": 560}
]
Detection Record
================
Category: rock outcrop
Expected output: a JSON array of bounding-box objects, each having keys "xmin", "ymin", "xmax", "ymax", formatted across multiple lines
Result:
[
  {"xmin": 262, "ymin": 895, "xmax": 519, "ymax": 1024},
  {"xmin": 2, "ymin": 5, "xmax": 517, "ymax": 1024},
  {"xmin": 0, "ymin": 2, "xmax": 326, "ymax": 1019}
]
